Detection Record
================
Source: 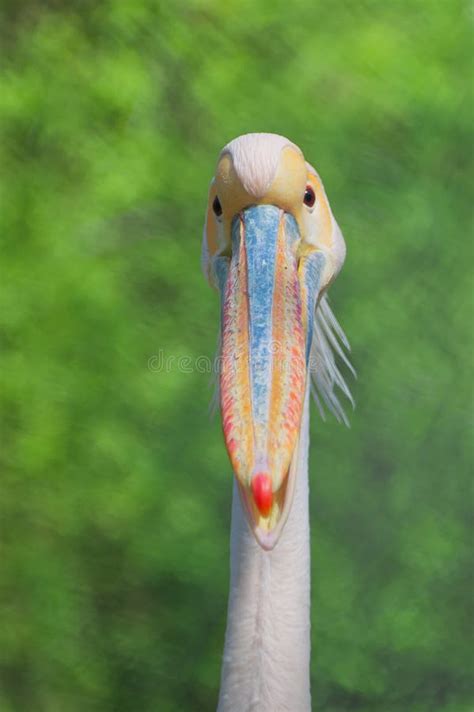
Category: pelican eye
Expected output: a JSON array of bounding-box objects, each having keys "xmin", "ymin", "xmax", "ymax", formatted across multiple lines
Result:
[
  {"xmin": 213, "ymin": 196, "xmax": 223, "ymax": 217},
  {"xmin": 303, "ymin": 186, "xmax": 316, "ymax": 208}
]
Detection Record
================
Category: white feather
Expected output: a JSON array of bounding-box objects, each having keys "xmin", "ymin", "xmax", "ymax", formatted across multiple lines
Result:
[
  {"xmin": 222, "ymin": 133, "xmax": 301, "ymax": 198},
  {"xmin": 310, "ymin": 294, "xmax": 355, "ymax": 426}
]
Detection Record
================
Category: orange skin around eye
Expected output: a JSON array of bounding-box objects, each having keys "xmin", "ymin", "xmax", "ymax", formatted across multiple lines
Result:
[
  {"xmin": 205, "ymin": 182, "xmax": 219, "ymax": 259},
  {"xmin": 305, "ymin": 171, "xmax": 333, "ymax": 250}
]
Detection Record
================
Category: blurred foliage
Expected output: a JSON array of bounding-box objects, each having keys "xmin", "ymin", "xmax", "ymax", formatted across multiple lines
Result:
[{"xmin": 0, "ymin": 1, "xmax": 472, "ymax": 710}]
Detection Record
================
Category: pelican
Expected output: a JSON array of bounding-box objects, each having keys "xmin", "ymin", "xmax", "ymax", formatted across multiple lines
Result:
[{"xmin": 201, "ymin": 133, "xmax": 353, "ymax": 712}]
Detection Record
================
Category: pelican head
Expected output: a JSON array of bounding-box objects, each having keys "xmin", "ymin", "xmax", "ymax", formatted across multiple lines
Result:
[{"xmin": 202, "ymin": 133, "xmax": 346, "ymax": 550}]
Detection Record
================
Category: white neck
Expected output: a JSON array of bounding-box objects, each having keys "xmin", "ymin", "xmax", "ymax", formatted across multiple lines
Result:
[{"xmin": 217, "ymin": 389, "xmax": 311, "ymax": 712}]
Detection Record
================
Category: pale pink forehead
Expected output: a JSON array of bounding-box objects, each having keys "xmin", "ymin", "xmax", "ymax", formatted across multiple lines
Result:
[{"xmin": 220, "ymin": 133, "xmax": 303, "ymax": 199}]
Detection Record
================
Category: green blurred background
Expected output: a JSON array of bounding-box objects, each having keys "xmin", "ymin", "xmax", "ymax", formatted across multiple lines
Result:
[{"xmin": 1, "ymin": 1, "xmax": 472, "ymax": 710}]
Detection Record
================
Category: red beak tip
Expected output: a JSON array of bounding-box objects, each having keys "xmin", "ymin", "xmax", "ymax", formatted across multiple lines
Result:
[{"xmin": 251, "ymin": 472, "xmax": 273, "ymax": 517}]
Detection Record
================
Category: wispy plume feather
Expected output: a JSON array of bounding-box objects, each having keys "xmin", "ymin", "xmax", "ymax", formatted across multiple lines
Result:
[{"xmin": 309, "ymin": 294, "xmax": 355, "ymax": 426}]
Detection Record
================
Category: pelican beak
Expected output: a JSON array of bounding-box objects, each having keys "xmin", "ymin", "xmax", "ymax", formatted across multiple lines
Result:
[{"xmin": 215, "ymin": 204, "xmax": 325, "ymax": 550}]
